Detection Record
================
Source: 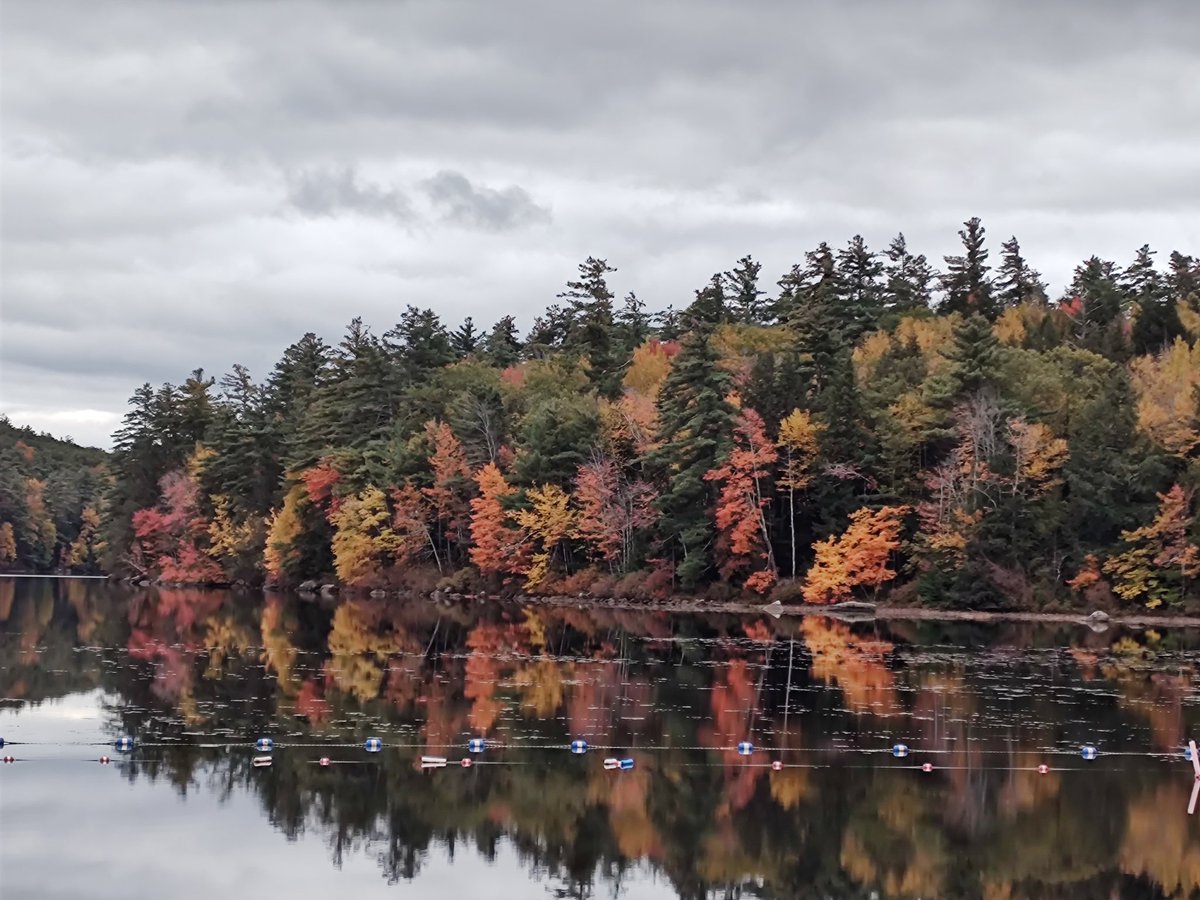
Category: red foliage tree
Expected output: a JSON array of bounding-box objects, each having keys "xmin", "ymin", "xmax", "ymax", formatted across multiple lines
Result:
[
  {"xmin": 300, "ymin": 459, "xmax": 341, "ymax": 521},
  {"xmin": 573, "ymin": 455, "xmax": 657, "ymax": 573},
  {"xmin": 422, "ymin": 419, "xmax": 473, "ymax": 559},
  {"xmin": 469, "ymin": 463, "xmax": 526, "ymax": 576},
  {"xmin": 705, "ymin": 408, "xmax": 779, "ymax": 592},
  {"xmin": 132, "ymin": 469, "xmax": 222, "ymax": 583}
]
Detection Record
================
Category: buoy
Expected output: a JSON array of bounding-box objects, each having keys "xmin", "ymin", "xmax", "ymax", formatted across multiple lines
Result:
[
  {"xmin": 468, "ymin": 738, "xmax": 485, "ymax": 753},
  {"xmin": 921, "ymin": 762, "xmax": 934, "ymax": 773},
  {"xmin": 570, "ymin": 740, "xmax": 588, "ymax": 755},
  {"xmin": 892, "ymin": 743, "xmax": 909, "ymax": 758},
  {"xmin": 1037, "ymin": 764, "xmax": 1049, "ymax": 775},
  {"xmin": 319, "ymin": 757, "xmax": 331, "ymax": 767},
  {"xmin": 420, "ymin": 756, "xmax": 447, "ymax": 768},
  {"xmin": 99, "ymin": 756, "xmax": 111, "ymax": 765},
  {"xmin": 1185, "ymin": 745, "xmax": 1195, "ymax": 762},
  {"xmin": 771, "ymin": 760, "xmax": 784, "ymax": 771},
  {"xmin": 0, "ymin": 737, "xmax": 5, "ymax": 748},
  {"xmin": 460, "ymin": 757, "xmax": 473, "ymax": 768},
  {"xmin": 364, "ymin": 737, "xmax": 383, "ymax": 753},
  {"xmin": 255, "ymin": 737, "xmax": 274, "ymax": 752},
  {"xmin": 736, "ymin": 741, "xmax": 753, "ymax": 756},
  {"xmin": 1080, "ymin": 745, "xmax": 1098, "ymax": 760},
  {"xmin": 252, "ymin": 755, "xmax": 272, "ymax": 768},
  {"xmin": 2, "ymin": 756, "xmax": 14, "ymax": 764},
  {"xmin": 603, "ymin": 758, "xmax": 620, "ymax": 770},
  {"xmin": 115, "ymin": 736, "xmax": 134, "ymax": 752},
  {"xmin": 619, "ymin": 758, "xmax": 634, "ymax": 770}
]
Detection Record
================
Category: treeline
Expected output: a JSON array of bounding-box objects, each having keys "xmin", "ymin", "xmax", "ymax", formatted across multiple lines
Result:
[
  {"xmin": 101, "ymin": 220, "xmax": 1200, "ymax": 608},
  {"xmin": 0, "ymin": 417, "xmax": 109, "ymax": 572}
]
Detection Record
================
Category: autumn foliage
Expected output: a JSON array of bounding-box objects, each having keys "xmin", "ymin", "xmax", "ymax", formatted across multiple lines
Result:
[{"xmin": 803, "ymin": 506, "xmax": 909, "ymax": 604}]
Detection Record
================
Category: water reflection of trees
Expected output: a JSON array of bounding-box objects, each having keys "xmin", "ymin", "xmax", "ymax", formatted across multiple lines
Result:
[{"xmin": 3, "ymin": 579, "xmax": 1200, "ymax": 898}]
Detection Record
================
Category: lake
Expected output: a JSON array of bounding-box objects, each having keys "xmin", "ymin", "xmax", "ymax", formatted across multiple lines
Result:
[{"xmin": 1, "ymin": 577, "xmax": 1198, "ymax": 899}]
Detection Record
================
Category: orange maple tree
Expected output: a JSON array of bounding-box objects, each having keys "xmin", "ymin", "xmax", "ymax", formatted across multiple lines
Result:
[
  {"xmin": 705, "ymin": 408, "xmax": 778, "ymax": 592},
  {"xmin": 422, "ymin": 419, "xmax": 473, "ymax": 558},
  {"xmin": 468, "ymin": 463, "xmax": 526, "ymax": 576},
  {"xmin": 803, "ymin": 505, "xmax": 909, "ymax": 604}
]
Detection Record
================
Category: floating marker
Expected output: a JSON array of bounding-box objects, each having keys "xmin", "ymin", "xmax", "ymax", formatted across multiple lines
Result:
[
  {"xmin": 570, "ymin": 740, "xmax": 588, "ymax": 755},
  {"xmin": 2, "ymin": 756, "xmax": 13, "ymax": 764},
  {"xmin": 420, "ymin": 756, "xmax": 447, "ymax": 769},
  {"xmin": 460, "ymin": 757, "xmax": 473, "ymax": 768},
  {"xmin": 252, "ymin": 755, "xmax": 272, "ymax": 768},
  {"xmin": 319, "ymin": 757, "xmax": 331, "ymax": 767},
  {"xmin": 892, "ymin": 743, "xmax": 910, "ymax": 758},
  {"xmin": 603, "ymin": 758, "xmax": 620, "ymax": 770},
  {"xmin": 771, "ymin": 760, "xmax": 784, "ymax": 771},
  {"xmin": 0, "ymin": 737, "xmax": 5, "ymax": 748},
  {"xmin": 1080, "ymin": 745, "xmax": 1098, "ymax": 761},
  {"xmin": 364, "ymin": 737, "xmax": 383, "ymax": 753},
  {"xmin": 1185, "ymin": 745, "xmax": 1196, "ymax": 762},
  {"xmin": 1037, "ymin": 764, "xmax": 1049, "ymax": 775},
  {"xmin": 115, "ymin": 736, "xmax": 134, "ymax": 752},
  {"xmin": 468, "ymin": 738, "xmax": 485, "ymax": 753},
  {"xmin": 736, "ymin": 742, "xmax": 753, "ymax": 756},
  {"xmin": 619, "ymin": 758, "xmax": 635, "ymax": 770},
  {"xmin": 1190, "ymin": 740, "xmax": 1199, "ymax": 779},
  {"xmin": 255, "ymin": 737, "xmax": 274, "ymax": 752},
  {"xmin": 921, "ymin": 762, "xmax": 934, "ymax": 773},
  {"xmin": 99, "ymin": 756, "xmax": 111, "ymax": 765}
]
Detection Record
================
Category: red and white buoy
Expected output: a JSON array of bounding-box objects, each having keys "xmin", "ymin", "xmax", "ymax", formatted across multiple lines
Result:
[
  {"xmin": 319, "ymin": 757, "xmax": 331, "ymax": 767},
  {"xmin": 460, "ymin": 757, "xmax": 473, "ymax": 768},
  {"xmin": 99, "ymin": 755, "xmax": 111, "ymax": 765},
  {"xmin": 921, "ymin": 762, "xmax": 934, "ymax": 773},
  {"xmin": 1037, "ymin": 764, "xmax": 1049, "ymax": 775},
  {"xmin": 771, "ymin": 760, "xmax": 783, "ymax": 771}
]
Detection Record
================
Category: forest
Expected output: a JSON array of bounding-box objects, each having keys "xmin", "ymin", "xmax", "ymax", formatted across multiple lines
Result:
[{"xmin": 4, "ymin": 219, "xmax": 1199, "ymax": 609}]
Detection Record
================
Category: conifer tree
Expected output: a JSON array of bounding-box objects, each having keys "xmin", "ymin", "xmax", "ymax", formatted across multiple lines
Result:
[
  {"xmin": 836, "ymin": 235, "xmax": 884, "ymax": 339},
  {"xmin": 559, "ymin": 256, "xmax": 620, "ymax": 396},
  {"xmin": 480, "ymin": 315, "xmax": 523, "ymax": 367},
  {"xmin": 884, "ymin": 233, "xmax": 935, "ymax": 313},
  {"xmin": 722, "ymin": 255, "xmax": 767, "ymax": 325},
  {"xmin": 451, "ymin": 317, "xmax": 480, "ymax": 357},
  {"xmin": 941, "ymin": 217, "xmax": 996, "ymax": 319},
  {"xmin": 995, "ymin": 236, "xmax": 1048, "ymax": 308},
  {"xmin": 614, "ymin": 291, "xmax": 651, "ymax": 355},
  {"xmin": 1126, "ymin": 244, "xmax": 1185, "ymax": 354}
]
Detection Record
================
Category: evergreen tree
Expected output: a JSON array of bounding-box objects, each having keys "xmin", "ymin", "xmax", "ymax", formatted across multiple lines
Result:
[
  {"xmin": 943, "ymin": 314, "xmax": 1004, "ymax": 401},
  {"xmin": 835, "ymin": 235, "xmax": 884, "ymax": 339},
  {"xmin": 1125, "ymin": 244, "xmax": 1185, "ymax": 354},
  {"xmin": 778, "ymin": 243, "xmax": 844, "ymax": 404},
  {"xmin": 722, "ymin": 255, "xmax": 767, "ymax": 325},
  {"xmin": 941, "ymin": 217, "xmax": 996, "ymax": 319},
  {"xmin": 653, "ymin": 304, "xmax": 684, "ymax": 341},
  {"xmin": 384, "ymin": 306, "xmax": 454, "ymax": 384},
  {"xmin": 204, "ymin": 365, "xmax": 279, "ymax": 517},
  {"xmin": 884, "ymin": 233, "xmax": 935, "ymax": 313},
  {"xmin": 1167, "ymin": 251, "xmax": 1200, "ymax": 309},
  {"xmin": 451, "ymin": 317, "xmax": 480, "ymax": 357},
  {"xmin": 268, "ymin": 332, "xmax": 331, "ymax": 470},
  {"xmin": 480, "ymin": 315, "xmax": 523, "ymax": 368},
  {"xmin": 524, "ymin": 303, "xmax": 573, "ymax": 358},
  {"xmin": 648, "ymin": 280, "xmax": 735, "ymax": 588},
  {"xmin": 558, "ymin": 256, "xmax": 620, "ymax": 396},
  {"xmin": 995, "ymin": 236, "xmax": 1048, "ymax": 308},
  {"xmin": 614, "ymin": 291, "xmax": 651, "ymax": 355}
]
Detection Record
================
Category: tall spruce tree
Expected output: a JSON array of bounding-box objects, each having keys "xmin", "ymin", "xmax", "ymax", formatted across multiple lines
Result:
[
  {"xmin": 1126, "ymin": 244, "xmax": 1185, "ymax": 354},
  {"xmin": 1066, "ymin": 257, "xmax": 1127, "ymax": 358},
  {"xmin": 480, "ymin": 315, "xmax": 523, "ymax": 367},
  {"xmin": 884, "ymin": 232, "xmax": 935, "ymax": 314},
  {"xmin": 835, "ymin": 235, "xmax": 885, "ymax": 339},
  {"xmin": 451, "ymin": 317, "xmax": 480, "ymax": 357},
  {"xmin": 649, "ymin": 278, "xmax": 734, "ymax": 588},
  {"xmin": 941, "ymin": 217, "xmax": 996, "ymax": 319},
  {"xmin": 559, "ymin": 256, "xmax": 620, "ymax": 396},
  {"xmin": 995, "ymin": 236, "xmax": 1048, "ymax": 308},
  {"xmin": 778, "ymin": 243, "xmax": 844, "ymax": 405},
  {"xmin": 722, "ymin": 255, "xmax": 767, "ymax": 325},
  {"xmin": 615, "ymin": 291, "xmax": 651, "ymax": 355}
]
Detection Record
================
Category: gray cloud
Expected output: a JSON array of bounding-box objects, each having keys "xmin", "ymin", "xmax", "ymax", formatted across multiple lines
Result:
[
  {"xmin": 423, "ymin": 170, "xmax": 551, "ymax": 230},
  {"xmin": 286, "ymin": 166, "xmax": 412, "ymax": 222},
  {"xmin": 1, "ymin": 0, "xmax": 1198, "ymax": 448}
]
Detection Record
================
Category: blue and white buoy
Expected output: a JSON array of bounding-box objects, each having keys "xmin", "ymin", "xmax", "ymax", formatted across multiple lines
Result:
[
  {"xmin": 0, "ymin": 737, "xmax": 5, "ymax": 749},
  {"xmin": 1080, "ymin": 744, "xmax": 1098, "ymax": 760},
  {"xmin": 736, "ymin": 741, "xmax": 753, "ymax": 756},
  {"xmin": 468, "ymin": 738, "xmax": 485, "ymax": 753},
  {"xmin": 364, "ymin": 737, "xmax": 383, "ymax": 753},
  {"xmin": 255, "ymin": 737, "xmax": 274, "ymax": 752},
  {"xmin": 115, "ymin": 736, "xmax": 135, "ymax": 752},
  {"xmin": 619, "ymin": 758, "xmax": 634, "ymax": 770},
  {"xmin": 1185, "ymin": 745, "xmax": 1195, "ymax": 762},
  {"xmin": 570, "ymin": 740, "xmax": 588, "ymax": 755},
  {"xmin": 892, "ymin": 743, "xmax": 910, "ymax": 758}
]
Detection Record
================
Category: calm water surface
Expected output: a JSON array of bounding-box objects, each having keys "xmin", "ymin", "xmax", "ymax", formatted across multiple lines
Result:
[{"xmin": 2, "ymin": 577, "xmax": 1199, "ymax": 899}]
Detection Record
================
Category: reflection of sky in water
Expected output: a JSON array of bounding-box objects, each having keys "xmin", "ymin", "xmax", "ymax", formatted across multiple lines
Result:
[{"xmin": 1, "ymin": 696, "xmax": 675, "ymax": 899}]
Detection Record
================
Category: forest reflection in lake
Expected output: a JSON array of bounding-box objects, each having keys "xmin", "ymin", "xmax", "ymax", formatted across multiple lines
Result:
[{"xmin": 1, "ymin": 577, "xmax": 1199, "ymax": 899}]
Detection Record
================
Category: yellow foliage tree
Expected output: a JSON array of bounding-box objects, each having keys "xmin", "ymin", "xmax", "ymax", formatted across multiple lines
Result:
[
  {"xmin": 331, "ymin": 486, "xmax": 399, "ymax": 586},
  {"xmin": 0, "ymin": 522, "xmax": 16, "ymax": 564},
  {"xmin": 1104, "ymin": 485, "xmax": 1199, "ymax": 608},
  {"xmin": 207, "ymin": 495, "xmax": 261, "ymax": 578},
  {"xmin": 513, "ymin": 483, "xmax": 575, "ymax": 587},
  {"xmin": 803, "ymin": 506, "xmax": 910, "ymax": 604},
  {"xmin": 264, "ymin": 484, "xmax": 306, "ymax": 582},
  {"xmin": 1007, "ymin": 420, "xmax": 1069, "ymax": 497},
  {"xmin": 65, "ymin": 506, "xmax": 103, "ymax": 569},
  {"xmin": 777, "ymin": 408, "xmax": 823, "ymax": 578},
  {"xmin": 1129, "ymin": 336, "xmax": 1200, "ymax": 458}
]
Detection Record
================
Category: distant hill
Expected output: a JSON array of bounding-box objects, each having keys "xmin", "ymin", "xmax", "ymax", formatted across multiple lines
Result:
[{"xmin": 0, "ymin": 416, "xmax": 110, "ymax": 573}]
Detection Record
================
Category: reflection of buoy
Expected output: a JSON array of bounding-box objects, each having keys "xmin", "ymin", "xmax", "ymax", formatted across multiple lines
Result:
[
  {"xmin": 255, "ymin": 738, "xmax": 274, "ymax": 752},
  {"xmin": 1185, "ymin": 745, "xmax": 1195, "ymax": 762},
  {"xmin": 921, "ymin": 763, "xmax": 934, "ymax": 773},
  {"xmin": 1037, "ymin": 764, "xmax": 1049, "ymax": 775},
  {"xmin": 892, "ymin": 743, "xmax": 909, "ymax": 758},
  {"xmin": 115, "ymin": 736, "xmax": 134, "ymax": 752},
  {"xmin": 99, "ymin": 756, "xmax": 111, "ymax": 765},
  {"xmin": 3, "ymin": 756, "xmax": 14, "ymax": 764},
  {"xmin": 771, "ymin": 760, "xmax": 783, "ymax": 771},
  {"xmin": 364, "ymin": 738, "xmax": 383, "ymax": 753},
  {"xmin": 619, "ymin": 758, "xmax": 634, "ymax": 770},
  {"xmin": 570, "ymin": 740, "xmax": 588, "ymax": 755},
  {"xmin": 420, "ymin": 756, "xmax": 447, "ymax": 768},
  {"xmin": 468, "ymin": 738, "xmax": 485, "ymax": 753},
  {"xmin": 603, "ymin": 758, "xmax": 620, "ymax": 770},
  {"xmin": 0, "ymin": 737, "xmax": 5, "ymax": 748},
  {"xmin": 252, "ymin": 756, "xmax": 272, "ymax": 768},
  {"xmin": 319, "ymin": 757, "xmax": 331, "ymax": 767},
  {"xmin": 1080, "ymin": 745, "xmax": 1098, "ymax": 760},
  {"xmin": 737, "ymin": 742, "xmax": 753, "ymax": 756},
  {"xmin": 460, "ymin": 758, "xmax": 473, "ymax": 768}
]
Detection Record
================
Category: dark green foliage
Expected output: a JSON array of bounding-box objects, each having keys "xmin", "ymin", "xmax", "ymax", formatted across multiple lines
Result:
[
  {"xmin": 451, "ymin": 317, "xmax": 480, "ymax": 357},
  {"xmin": 941, "ymin": 217, "xmax": 996, "ymax": 319},
  {"xmin": 480, "ymin": 315, "xmax": 523, "ymax": 368},
  {"xmin": 883, "ymin": 233, "xmax": 935, "ymax": 314},
  {"xmin": 614, "ymin": 291, "xmax": 651, "ymax": 356},
  {"xmin": 944, "ymin": 314, "xmax": 1004, "ymax": 400},
  {"xmin": 558, "ymin": 256, "xmax": 621, "ymax": 397},
  {"xmin": 995, "ymin": 236, "xmax": 1048, "ymax": 308},
  {"xmin": 835, "ymin": 235, "xmax": 884, "ymax": 340},
  {"xmin": 722, "ymin": 255, "xmax": 767, "ymax": 325},
  {"xmin": 512, "ymin": 396, "xmax": 600, "ymax": 488},
  {"xmin": 1126, "ymin": 245, "xmax": 1186, "ymax": 354}
]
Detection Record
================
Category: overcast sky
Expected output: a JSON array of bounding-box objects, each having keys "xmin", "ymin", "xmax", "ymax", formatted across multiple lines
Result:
[{"xmin": 2, "ymin": 0, "xmax": 1198, "ymax": 449}]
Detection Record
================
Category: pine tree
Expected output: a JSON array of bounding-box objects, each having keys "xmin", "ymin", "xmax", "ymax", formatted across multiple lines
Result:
[
  {"xmin": 614, "ymin": 291, "xmax": 651, "ymax": 355},
  {"xmin": 559, "ymin": 256, "xmax": 620, "ymax": 396},
  {"xmin": 1066, "ymin": 257, "xmax": 1127, "ymax": 356},
  {"xmin": 723, "ymin": 255, "xmax": 767, "ymax": 325},
  {"xmin": 995, "ymin": 236, "xmax": 1048, "ymax": 308},
  {"xmin": 944, "ymin": 314, "xmax": 1003, "ymax": 400},
  {"xmin": 480, "ymin": 315, "xmax": 523, "ymax": 368},
  {"xmin": 941, "ymin": 217, "xmax": 996, "ymax": 319},
  {"xmin": 1167, "ymin": 251, "xmax": 1199, "ymax": 309},
  {"xmin": 835, "ymin": 235, "xmax": 884, "ymax": 339},
  {"xmin": 779, "ymin": 243, "xmax": 844, "ymax": 404},
  {"xmin": 1126, "ymin": 245, "xmax": 1185, "ymax": 354},
  {"xmin": 268, "ymin": 332, "xmax": 331, "ymax": 471},
  {"xmin": 648, "ymin": 280, "xmax": 735, "ymax": 588},
  {"xmin": 451, "ymin": 317, "xmax": 480, "ymax": 357},
  {"xmin": 883, "ymin": 233, "xmax": 935, "ymax": 313}
]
